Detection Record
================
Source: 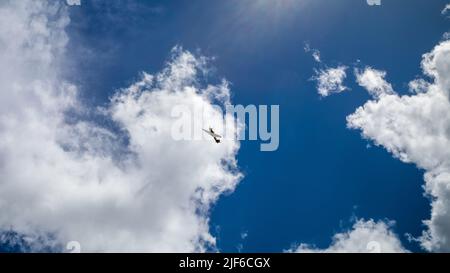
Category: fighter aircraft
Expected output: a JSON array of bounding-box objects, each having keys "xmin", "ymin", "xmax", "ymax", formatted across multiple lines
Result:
[{"xmin": 203, "ymin": 128, "xmax": 222, "ymax": 143}]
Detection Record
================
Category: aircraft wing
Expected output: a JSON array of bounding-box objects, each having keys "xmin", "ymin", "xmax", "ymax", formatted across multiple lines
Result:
[{"xmin": 203, "ymin": 129, "xmax": 222, "ymax": 138}]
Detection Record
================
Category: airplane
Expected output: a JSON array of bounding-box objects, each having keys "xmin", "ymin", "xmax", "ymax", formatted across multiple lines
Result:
[{"xmin": 203, "ymin": 127, "xmax": 222, "ymax": 143}]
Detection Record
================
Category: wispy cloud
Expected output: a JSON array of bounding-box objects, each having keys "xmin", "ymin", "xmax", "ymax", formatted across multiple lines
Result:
[
  {"xmin": 441, "ymin": 4, "xmax": 450, "ymax": 16},
  {"xmin": 304, "ymin": 43, "xmax": 322, "ymax": 63},
  {"xmin": 354, "ymin": 67, "xmax": 394, "ymax": 98},
  {"xmin": 312, "ymin": 66, "xmax": 349, "ymax": 97}
]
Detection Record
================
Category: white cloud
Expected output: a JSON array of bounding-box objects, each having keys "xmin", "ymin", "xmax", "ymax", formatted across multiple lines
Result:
[
  {"xmin": 355, "ymin": 67, "xmax": 394, "ymax": 98},
  {"xmin": 442, "ymin": 4, "xmax": 450, "ymax": 16},
  {"xmin": 66, "ymin": 0, "xmax": 81, "ymax": 6},
  {"xmin": 408, "ymin": 78, "xmax": 430, "ymax": 93},
  {"xmin": 304, "ymin": 43, "xmax": 321, "ymax": 63},
  {"xmin": 347, "ymin": 40, "xmax": 450, "ymax": 252},
  {"xmin": 444, "ymin": 32, "xmax": 450, "ymax": 40},
  {"xmin": 312, "ymin": 52, "xmax": 321, "ymax": 63},
  {"xmin": 313, "ymin": 66, "xmax": 348, "ymax": 97},
  {"xmin": 288, "ymin": 219, "xmax": 407, "ymax": 253},
  {"xmin": 304, "ymin": 44, "xmax": 349, "ymax": 97},
  {"xmin": 0, "ymin": 0, "xmax": 241, "ymax": 252}
]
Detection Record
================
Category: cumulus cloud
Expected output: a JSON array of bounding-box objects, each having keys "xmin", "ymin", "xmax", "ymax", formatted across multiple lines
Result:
[
  {"xmin": 355, "ymin": 67, "xmax": 394, "ymax": 98},
  {"xmin": 288, "ymin": 219, "xmax": 407, "ymax": 253},
  {"xmin": 347, "ymin": 40, "xmax": 450, "ymax": 252},
  {"xmin": 408, "ymin": 78, "xmax": 430, "ymax": 93},
  {"xmin": 0, "ymin": 0, "xmax": 241, "ymax": 252},
  {"xmin": 313, "ymin": 66, "xmax": 348, "ymax": 97}
]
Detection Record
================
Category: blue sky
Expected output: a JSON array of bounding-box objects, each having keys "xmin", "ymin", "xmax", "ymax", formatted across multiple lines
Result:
[
  {"xmin": 0, "ymin": 0, "xmax": 449, "ymax": 253},
  {"xmin": 63, "ymin": 0, "xmax": 447, "ymax": 252}
]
